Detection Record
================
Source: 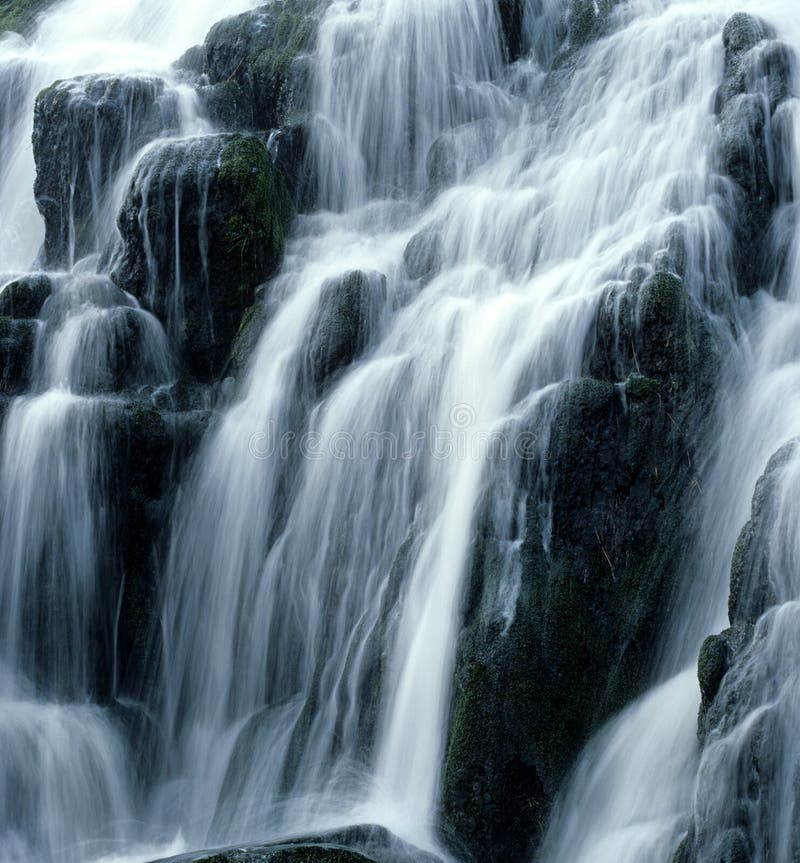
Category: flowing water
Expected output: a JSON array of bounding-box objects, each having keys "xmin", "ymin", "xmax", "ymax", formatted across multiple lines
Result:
[{"xmin": 3, "ymin": 0, "xmax": 800, "ymax": 861}]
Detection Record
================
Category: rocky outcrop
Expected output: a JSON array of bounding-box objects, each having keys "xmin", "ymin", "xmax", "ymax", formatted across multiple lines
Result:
[
  {"xmin": 200, "ymin": 0, "xmax": 321, "ymax": 133},
  {"xmin": 151, "ymin": 826, "xmax": 441, "ymax": 863},
  {"xmin": 442, "ymin": 271, "xmax": 721, "ymax": 861},
  {"xmin": 715, "ymin": 13, "xmax": 795, "ymax": 295},
  {"xmin": 112, "ymin": 133, "xmax": 293, "ymax": 380},
  {"xmin": 677, "ymin": 439, "xmax": 800, "ymax": 863},
  {"xmin": 33, "ymin": 74, "xmax": 177, "ymax": 268}
]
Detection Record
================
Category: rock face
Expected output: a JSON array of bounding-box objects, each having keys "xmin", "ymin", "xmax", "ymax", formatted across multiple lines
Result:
[
  {"xmin": 32, "ymin": 74, "xmax": 177, "ymax": 268},
  {"xmin": 201, "ymin": 0, "xmax": 320, "ymax": 132},
  {"xmin": 112, "ymin": 133, "xmax": 292, "ymax": 380},
  {"xmin": 0, "ymin": 316, "xmax": 36, "ymax": 394},
  {"xmin": 716, "ymin": 13, "xmax": 794, "ymax": 295},
  {"xmin": 442, "ymin": 271, "xmax": 720, "ymax": 862}
]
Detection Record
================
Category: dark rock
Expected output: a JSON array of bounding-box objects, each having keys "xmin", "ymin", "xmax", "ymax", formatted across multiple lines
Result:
[
  {"xmin": 496, "ymin": 0, "xmax": 525, "ymax": 62},
  {"xmin": 150, "ymin": 825, "xmax": 441, "ymax": 863},
  {"xmin": 173, "ymin": 44, "xmax": 206, "ymax": 75},
  {"xmin": 112, "ymin": 133, "xmax": 293, "ymax": 380},
  {"xmin": 728, "ymin": 440, "xmax": 797, "ymax": 625},
  {"xmin": 443, "ymin": 269, "xmax": 720, "ymax": 862},
  {"xmin": 0, "ymin": 274, "xmax": 52, "ymax": 318},
  {"xmin": 33, "ymin": 74, "xmax": 177, "ymax": 268},
  {"xmin": 403, "ymin": 228, "xmax": 443, "ymax": 283},
  {"xmin": 0, "ymin": 316, "xmax": 36, "ymax": 394},
  {"xmin": 306, "ymin": 270, "xmax": 387, "ymax": 393},
  {"xmin": 698, "ymin": 632, "xmax": 731, "ymax": 716},
  {"xmin": 716, "ymin": 14, "xmax": 794, "ymax": 295},
  {"xmin": 271, "ymin": 121, "xmax": 317, "ymax": 212},
  {"xmin": 202, "ymin": 0, "xmax": 320, "ymax": 132}
]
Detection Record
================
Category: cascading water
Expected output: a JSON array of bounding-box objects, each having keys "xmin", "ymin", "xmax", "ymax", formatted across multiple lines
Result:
[{"xmin": 4, "ymin": 0, "xmax": 800, "ymax": 861}]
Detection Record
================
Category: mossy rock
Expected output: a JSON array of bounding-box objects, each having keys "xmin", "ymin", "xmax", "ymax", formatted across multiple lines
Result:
[
  {"xmin": 113, "ymin": 133, "xmax": 293, "ymax": 380},
  {"xmin": 202, "ymin": 0, "xmax": 323, "ymax": 131},
  {"xmin": 0, "ymin": 0, "xmax": 52, "ymax": 34},
  {"xmin": 33, "ymin": 74, "xmax": 173, "ymax": 267}
]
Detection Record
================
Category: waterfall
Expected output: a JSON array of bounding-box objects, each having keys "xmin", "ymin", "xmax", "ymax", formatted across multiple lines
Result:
[{"xmin": 2, "ymin": 0, "xmax": 800, "ymax": 861}]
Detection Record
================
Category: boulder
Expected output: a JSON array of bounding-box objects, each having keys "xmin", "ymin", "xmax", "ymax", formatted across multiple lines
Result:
[
  {"xmin": 33, "ymin": 74, "xmax": 177, "ymax": 267},
  {"xmin": 0, "ymin": 274, "xmax": 52, "ymax": 318},
  {"xmin": 150, "ymin": 826, "xmax": 441, "ymax": 863},
  {"xmin": 426, "ymin": 119, "xmax": 496, "ymax": 193},
  {"xmin": 305, "ymin": 270, "xmax": 387, "ymax": 394},
  {"xmin": 112, "ymin": 133, "xmax": 293, "ymax": 380},
  {"xmin": 201, "ymin": 0, "xmax": 320, "ymax": 132},
  {"xmin": 403, "ymin": 228, "xmax": 444, "ymax": 283}
]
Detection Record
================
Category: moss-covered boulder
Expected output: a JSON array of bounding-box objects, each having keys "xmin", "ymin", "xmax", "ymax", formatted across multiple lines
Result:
[
  {"xmin": 200, "ymin": 0, "xmax": 322, "ymax": 133},
  {"xmin": 305, "ymin": 270, "xmax": 387, "ymax": 394},
  {"xmin": 0, "ymin": 274, "xmax": 52, "ymax": 318},
  {"xmin": 112, "ymin": 133, "xmax": 293, "ymax": 380},
  {"xmin": 442, "ymin": 269, "xmax": 720, "ymax": 861},
  {"xmin": 32, "ymin": 74, "xmax": 176, "ymax": 268}
]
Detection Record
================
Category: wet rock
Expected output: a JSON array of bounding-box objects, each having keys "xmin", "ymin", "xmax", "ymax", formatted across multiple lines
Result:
[
  {"xmin": 306, "ymin": 270, "xmax": 387, "ymax": 393},
  {"xmin": 443, "ymin": 270, "xmax": 720, "ymax": 862},
  {"xmin": 728, "ymin": 441, "xmax": 798, "ymax": 625},
  {"xmin": 111, "ymin": 401, "xmax": 211, "ymax": 696},
  {"xmin": 201, "ymin": 0, "xmax": 320, "ymax": 132},
  {"xmin": 0, "ymin": 316, "xmax": 36, "ymax": 394},
  {"xmin": 113, "ymin": 133, "xmax": 293, "ymax": 380},
  {"xmin": 403, "ymin": 228, "xmax": 443, "ymax": 283},
  {"xmin": 0, "ymin": 0, "xmax": 53, "ymax": 35},
  {"xmin": 496, "ymin": 0, "xmax": 525, "ymax": 62},
  {"xmin": 270, "ymin": 121, "xmax": 317, "ymax": 212},
  {"xmin": 152, "ymin": 825, "xmax": 441, "ymax": 863},
  {"xmin": 426, "ymin": 119, "xmax": 496, "ymax": 192},
  {"xmin": 716, "ymin": 14, "xmax": 794, "ymax": 295},
  {"xmin": 33, "ymin": 74, "xmax": 177, "ymax": 268},
  {"xmin": 173, "ymin": 44, "xmax": 206, "ymax": 75},
  {"xmin": 0, "ymin": 274, "xmax": 52, "ymax": 318}
]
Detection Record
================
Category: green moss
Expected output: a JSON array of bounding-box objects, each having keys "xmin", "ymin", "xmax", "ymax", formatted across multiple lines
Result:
[
  {"xmin": 219, "ymin": 134, "xmax": 294, "ymax": 273},
  {"xmin": 625, "ymin": 374, "xmax": 662, "ymax": 400},
  {"xmin": 0, "ymin": 0, "xmax": 52, "ymax": 34}
]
